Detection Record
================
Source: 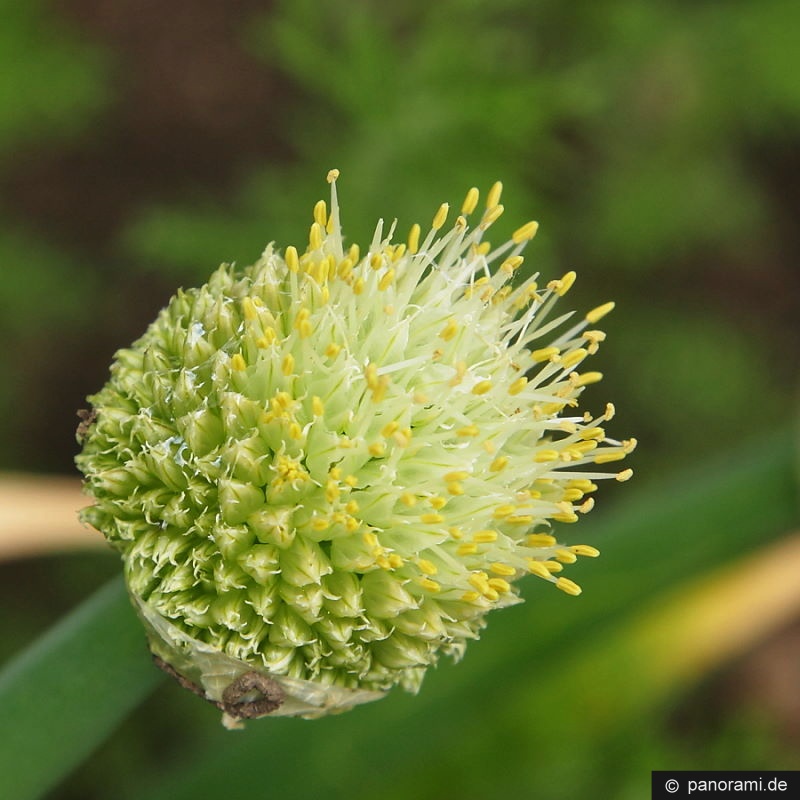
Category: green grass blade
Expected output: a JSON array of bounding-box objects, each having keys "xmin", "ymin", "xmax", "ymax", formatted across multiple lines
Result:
[{"xmin": 0, "ymin": 577, "xmax": 162, "ymax": 800}]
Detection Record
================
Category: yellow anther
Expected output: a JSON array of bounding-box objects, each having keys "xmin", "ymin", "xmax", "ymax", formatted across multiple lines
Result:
[
  {"xmin": 553, "ymin": 511, "xmax": 579, "ymax": 523},
  {"xmin": 376, "ymin": 555, "xmax": 391, "ymax": 570},
  {"xmin": 481, "ymin": 204, "xmax": 504, "ymax": 228},
  {"xmin": 623, "ymin": 438, "xmax": 638, "ymax": 453},
  {"xmin": 400, "ymin": 492, "xmax": 417, "ymax": 507},
  {"xmin": 468, "ymin": 573, "xmax": 490, "ymax": 592},
  {"xmin": 456, "ymin": 424, "xmax": 480, "ymax": 437},
  {"xmin": 343, "ymin": 474, "xmax": 358, "ymax": 488},
  {"xmin": 512, "ymin": 220, "xmax": 539, "ymax": 244},
  {"xmin": 484, "ymin": 588, "xmax": 500, "ymax": 601},
  {"xmin": 448, "ymin": 526, "xmax": 463, "ymax": 539},
  {"xmin": 345, "ymin": 516, "xmax": 360, "ymax": 532},
  {"xmin": 474, "ymin": 241, "xmax": 491, "ymax": 256},
  {"xmin": 362, "ymin": 532, "xmax": 379, "ymax": 549},
  {"xmin": 500, "ymin": 255, "xmax": 524, "ymax": 275},
  {"xmin": 472, "ymin": 380, "xmax": 492, "ymax": 395},
  {"xmin": 369, "ymin": 253, "xmax": 383, "ymax": 271},
  {"xmin": 616, "ymin": 468, "xmax": 634, "ymax": 482},
  {"xmin": 461, "ymin": 591, "xmax": 481, "ymax": 602},
  {"xmin": 408, "ymin": 223, "xmax": 421, "ymax": 254},
  {"xmin": 294, "ymin": 308, "xmax": 311, "ymax": 338},
  {"xmin": 506, "ymin": 515, "xmax": 534, "ymax": 525},
  {"xmin": 531, "ymin": 346, "xmax": 560, "ymax": 363},
  {"xmin": 381, "ymin": 421, "xmax": 399, "ymax": 437},
  {"xmin": 388, "ymin": 554, "xmax": 404, "ymax": 568},
  {"xmin": 432, "ymin": 202, "xmax": 449, "ymax": 230},
  {"xmin": 561, "ymin": 348, "xmax": 588, "ymax": 368},
  {"xmin": 561, "ymin": 488, "xmax": 584, "ymax": 502},
  {"xmin": 572, "ymin": 371, "xmax": 604, "ymax": 387},
  {"xmin": 490, "ymin": 562, "xmax": 516, "ymax": 577},
  {"xmin": 309, "ymin": 222, "xmax": 324, "ymax": 251},
  {"xmin": 312, "ymin": 396, "xmax": 325, "ymax": 417},
  {"xmin": 543, "ymin": 560, "xmax": 563, "ymax": 573},
  {"xmin": 313, "ymin": 199, "xmax": 327, "ymax": 226},
  {"xmin": 337, "ymin": 257, "xmax": 354, "ymax": 279},
  {"xmin": 534, "ymin": 449, "xmax": 559, "ymax": 463},
  {"xmin": 311, "ymin": 517, "xmax": 330, "ymax": 532},
  {"xmin": 324, "ymin": 342, "xmax": 341, "ymax": 359},
  {"xmin": 393, "ymin": 429, "xmax": 411, "ymax": 448},
  {"xmin": 586, "ymin": 301, "xmax": 615, "ymax": 324},
  {"xmin": 285, "ymin": 245, "xmax": 300, "ymax": 272},
  {"xmin": 420, "ymin": 512, "xmax": 444, "ymax": 524},
  {"xmin": 527, "ymin": 533, "xmax": 557, "ymax": 548},
  {"xmin": 455, "ymin": 214, "xmax": 467, "ymax": 229},
  {"xmin": 508, "ymin": 376, "xmax": 528, "ymax": 396},
  {"xmin": 231, "ymin": 353, "xmax": 246, "ymax": 371},
  {"xmin": 368, "ymin": 442, "xmax": 386, "ymax": 457},
  {"xmin": 392, "ymin": 243, "xmax": 406, "ymax": 261},
  {"xmin": 329, "ymin": 467, "xmax": 342, "ymax": 480},
  {"xmin": 288, "ymin": 421, "xmax": 303, "ymax": 440},
  {"xmin": 571, "ymin": 544, "xmax": 600, "ymax": 558},
  {"xmin": 483, "ymin": 440, "xmax": 496, "ymax": 454},
  {"xmin": 457, "ymin": 542, "xmax": 479, "ymax": 556},
  {"xmin": 325, "ymin": 481, "xmax": 340, "ymax": 503},
  {"xmin": 555, "ymin": 577, "xmax": 582, "ymax": 596},
  {"xmin": 444, "ymin": 470, "xmax": 470, "ymax": 482},
  {"xmin": 580, "ymin": 427, "xmax": 605, "ymax": 442},
  {"xmin": 582, "ymin": 329, "xmax": 607, "ymax": 344},
  {"xmin": 461, "ymin": 187, "xmax": 480, "ymax": 215},
  {"xmin": 594, "ymin": 450, "xmax": 626, "ymax": 464},
  {"xmin": 241, "ymin": 297, "xmax": 258, "ymax": 321},
  {"xmin": 473, "ymin": 529, "xmax": 498, "ymax": 543},
  {"xmin": 447, "ymin": 481, "xmax": 464, "ymax": 496},
  {"xmin": 555, "ymin": 549, "xmax": 578, "ymax": 564},
  {"xmin": 418, "ymin": 559, "xmax": 438, "ymax": 576},
  {"xmin": 439, "ymin": 318, "xmax": 458, "ymax": 341},
  {"xmin": 527, "ymin": 559, "xmax": 553, "ymax": 579},
  {"xmin": 571, "ymin": 440, "xmax": 599, "ymax": 455},
  {"xmin": 344, "ymin": 500, "xmax": 359, "ymax": 515},
  {"xmin": 487, "ymin": 577, "xmax": 511, "ymax": 593},
  {"xmin": 326, "ymin": 168, "xmax": 339, "ymax": 183},
  {"xmin": 489, "ymin": 456, "xmax": 509, "ymax": 472},
  {"xmin": 378, "ymin": 269, "xmax": 395, "ymax": 291},
  {"xmin": 554, "ymin": 270, "xmax": 576, "ymax": 296},
  {"xmin": 281, "ymin": 354, "xmax": 295, "ymax": 376},
  {"xmin": 352, "ymin": 276, "xmax": 365, "ymax": 295},
  {"xmin": 486, "ymin": 180, "xmax": 503, "ymax": 209},
  {"xmin": 371, "ymin": 376, "xmax": 390, "ymax": 403},
  {"xmin": 604, "ymin": 402, "xmax": 616, "ymax": 420},
  {"xmin": 256, "ymin": 331, "xmax": 275, "ymax": 349},
  {"xmin": 429, "ymin": 495, "xmax": 447, "ymax": 510}
]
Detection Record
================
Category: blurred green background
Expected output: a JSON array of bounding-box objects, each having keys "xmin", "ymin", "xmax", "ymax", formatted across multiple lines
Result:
[{"xmin": 0, "ymin": 1, "xmax": 798, "ymax": 798}]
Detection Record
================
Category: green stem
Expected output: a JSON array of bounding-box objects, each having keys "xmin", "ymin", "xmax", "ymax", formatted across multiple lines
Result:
[{"xmin": 0, "ymin": 577, "xmax": 163, "ymax": 800}]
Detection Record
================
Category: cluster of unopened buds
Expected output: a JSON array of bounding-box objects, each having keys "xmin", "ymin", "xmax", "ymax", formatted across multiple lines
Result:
[{"xmin": 77, "ymin": 171, "xmax": 634, "ymax": 724}]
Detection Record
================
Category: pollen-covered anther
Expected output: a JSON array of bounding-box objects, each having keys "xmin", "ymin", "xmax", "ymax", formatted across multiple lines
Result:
[
  {"xmin": 570, "ymin": 544, "xmax": 600, "ymax": 558},
  {"xmin": 432, "ymin": 203, "xmax": 449, "ymax": 231},
  {"xmin": 555, "ymin": 577, "xmax": 582, "ymax": 596},
  {"xmin": 586, "ymin": 301, "xmax": 615, "ymax": 324}
]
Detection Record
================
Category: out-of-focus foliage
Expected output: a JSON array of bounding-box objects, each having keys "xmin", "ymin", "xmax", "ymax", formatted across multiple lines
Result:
[{"xmin": 0, "ymin": 0, "xmax": 797, "ymax": 799}]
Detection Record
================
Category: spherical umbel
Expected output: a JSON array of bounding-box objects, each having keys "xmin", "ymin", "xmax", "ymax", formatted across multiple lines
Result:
[{"xmin": 76, "ymin": 172, "xmax": 634, "ymax": 724}]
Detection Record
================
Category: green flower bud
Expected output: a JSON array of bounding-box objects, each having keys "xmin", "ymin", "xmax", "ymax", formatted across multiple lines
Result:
[{"xmin": 77, "ymin": 172, "xmax": 633, "ymax": 726}]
